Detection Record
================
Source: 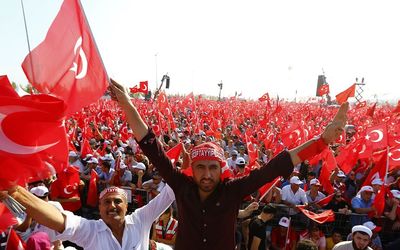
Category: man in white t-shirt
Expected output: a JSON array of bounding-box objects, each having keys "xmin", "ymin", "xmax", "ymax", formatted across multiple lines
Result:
[{"xmin": 281, "ymin": 176, "xmax": 308, "ymax": 215}]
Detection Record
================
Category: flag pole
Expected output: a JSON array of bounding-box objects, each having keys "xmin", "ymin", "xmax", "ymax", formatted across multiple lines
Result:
[
  {"xmin": 385, "ymin": 146, "xmax": 390, "ymax": 183},
  {"xmin": 77, "ymin": 0, "xmax": 109, "ymax": 82},
  {"xmin": 284, "ymin": 217, "xmax": 292, "ymax": 249},
  {"xmin": 20, "ymin": 0, "xmax": 36, "ymax": 92}
]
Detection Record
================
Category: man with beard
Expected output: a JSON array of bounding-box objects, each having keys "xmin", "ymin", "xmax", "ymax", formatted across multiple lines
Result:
[
  {"xmin": 0, "ymin": 185, "xmax": 175, "ymax": 250},
  {"xmin": 333, "ymin": 225, "xmax": 372, "ymax": 250},
  {"xmin": 110, "ymin": 79, "xmax": 348, "ymax": 250}
]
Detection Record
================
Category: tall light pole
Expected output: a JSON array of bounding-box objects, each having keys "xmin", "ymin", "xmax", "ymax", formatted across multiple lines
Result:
[{"xmin": 218, "ymin": 81, "xmax": 223, "ymax": 101}]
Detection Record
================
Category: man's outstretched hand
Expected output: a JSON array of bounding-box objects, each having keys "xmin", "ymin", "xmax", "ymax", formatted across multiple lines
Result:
[
  {"xmin": 109, "ymin": 78, "xmax": 131, "ymax": 106},
  {"xmin": 321, "ymin": 102, "xmax": 349, "ymax": 144}
]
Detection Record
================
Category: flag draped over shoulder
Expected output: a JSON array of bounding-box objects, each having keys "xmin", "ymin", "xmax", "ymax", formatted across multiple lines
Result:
[{"xmin": 22, "ymin": 0, "xmax": 108, "ymax": 115}]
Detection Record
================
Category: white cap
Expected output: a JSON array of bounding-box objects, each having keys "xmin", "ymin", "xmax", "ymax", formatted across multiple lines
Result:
[
  {"xmin": 391, "ymin": 189, "xmax": 400, "ymax": 199},
  {"xmin": 231, "ymin": 150, "xmax": 238, "ymax": 156},
  {"xmin": 337, "ymin": 171, "xmax": 346, "ymax": 178},
  {"xmin": 84, "ymin": 154, "xmax": 93, "ymax": 160},
  {"xmin": 360, "ymin": 186, "xmax": 374, "ymax": 193},
  {"xmin": 236, "ymin": 157, "xmax": 246, "ymax": 165},
  {"xmin": 100, "ymin": 154, "xmax": 114, "ymax": 161},
  {"xmin": 30, "ymin": 186, "xmax": 49, "ymax": 197},
  {"xmin": 363, "ymin": 221, "xmax": 382, "ymax": 233},
  {"xmin": 133, "ymin": 162, "xmax": 146, "ymax": 170},
  {"xmin": 371, "ymin": 179, "xmax": 383, "ymax": 185},
  {"xmin": 310, "ymin": 178, "xmax": 321, "ymax": 186},
  {"xmin": 352, "ymin": 225, "xmax": 372, "ymax": 238},
  {"xmin": 290, "ymin": 176, "xmax": 303, "ymax": 185},
  {"xmin": 119, "ymin": 163, "xmax": 127, "ymax": 169},
  {"xmin": 279, "ymin": 217, "xmax": 290, "ymax": 228},
  {"xmin": 69, "ymin": 151, "xmax": 78, "ymax": 157},
  {"xmin": 87, "ymin": 158, "xmax": 98, "ymax": 164}
]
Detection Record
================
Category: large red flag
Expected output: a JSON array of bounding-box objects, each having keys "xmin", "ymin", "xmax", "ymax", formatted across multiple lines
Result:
[
  {"xmin": 366, "ymin": 103, "xmax": 377, "ymax": 117},
  {"xmin": 315, "ymin": 193, "xmax": 335, "ymax": 207},
  {"xmin": 362, "ymin": 150, "xmax": 387, "ymax": 187},
  {"xmin": 0, "ymin": 94, "xmax": 68, "ymax": 187},
  {"xmin": 335, "ymin": 84, "xmax": 356, "ymax": 104},
  {"xmin": 0, "ymin": 203, "xmax": 18, "ymax": 233},
  {"xmin": 297, "ymin": 206, "xmax": 335, "ymax": 224},
  {"xmin": 258, "ymin": 176, "xmax": 281, "ymax": 201},
  {"xmin": 87, "ymin": 169, "xmax": 98, "ymax": 207},
  {"xmin": 318, "ymin": 149, "xmax": 336, "ymax": 194},
  {"xmin": 21, "ymin": 0, "xmax": 108, "ymax": 114},
  {"xmin": 389, "ymin": 144, "xmax": 400, "ymax": 170},
  {"xmin": 368, "ymin": 184, "xmax": 386, "ymax": 218},
  {"xmin": 245, "ymin": 134, "xmax": 258, "ymax": 165},
  {"xmin": 50, "ymin": 166, "xmax": 81, "ymax": 211},
  {"xmin": 6, "ymin": 228, "xmax": 26, "ymax": 250}
]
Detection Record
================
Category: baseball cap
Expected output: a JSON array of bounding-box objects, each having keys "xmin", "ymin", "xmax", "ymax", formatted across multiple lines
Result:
[
  {"xmin": 337, "ymin": 171, "xmax": 346, "ymax": 178},
  {"xmin": 133, "ymin": 162, "xmax": 146, "ymax": 171},
  {"xmin": 371, "ymin": 179, "xmax": 383, "ymax": 186},
  {"xmin": 290, "ymin": 176, "xmax": 303, "ymax": 185},
  {"xmin": 310, "ymin": 178, "xmax": 321, "ymax": 186},
  {"xmin": 363, "ymin": 221, "xmax": 382, "ymax": 233},
  {"xmin": 352, "ymin": 225, "xmax": 372, "ymax": 238},
  {"xmin": 100, "ymin": 154, "xmax": 114, "ymax": 161},
  {"xmin": 231, "ymin": 150, "xmax": 238, "ymax": 156},
  {"xmin": 360, "ymin": 186, "xmax": 374, "ymax": 193},
  {"xmin": 87, "ymin": 158, "xmax": 98, "ymax": 164},
  {"xmin": 279, "ymin": 217, "xmax": 290, "ymax": 228},
  {"xmin": 69, "ymin": 151, "xmax": 78, "ymax": 157},
  {"xmin": 391, "ymin": 189, "xmax": 400, "ymax": 199},
  {"xmin": 236, "ymin": 157, "xmax": 246, "ymax": 166},
  {"xmin": 30, "ymin": 186, "xmax": 49, "ymax": 198}
]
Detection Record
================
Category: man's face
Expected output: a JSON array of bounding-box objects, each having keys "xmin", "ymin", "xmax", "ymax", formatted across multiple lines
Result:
[
  {"xmin": 310, "ymin": 184, "xmax": 320, "ymax": 192},
  {"xmin": 353, "ymin": 232, "xmax": 370, "ymax": 250},
  {"xmin": 361, "ymin": 191, "xmax": 373, "ymax": 202},
  {"xmin": 332, "ymin": 232, "xmax": 342, "ymax": 243},
  {"xmin": 291, "ymin": 183, "xmax": 300, "ymax": 192},
  {"xmin": 192, "ymin": 160, "xmax": 221, "ymax": 193},
  {"xmin": 99, "ymin": 193, "xmax": 128, "ymax": 226}
]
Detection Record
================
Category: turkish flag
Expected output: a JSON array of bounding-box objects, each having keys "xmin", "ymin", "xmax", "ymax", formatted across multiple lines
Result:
[
  {"xmin": 368, "ymin": 184, "xmax": 386, "ymax": 218},
  {"xmin": 355, "ymin": 100, "xmax": 367, "ymax": 109},
  {"xmin": 183, "ymin": 92, "xmax": 196, "ymax": 110},
  {"xmin": 362, "ymin": 149, "xmax": 387, "ymax": 187},
  {"xmin": 366, "ymin": 103, "xmax": 377, "ymax": 117},
  {"xmin": 129, "ymin": 81, "xmax": 149, "ymax": 95},
  {"xmin": 87, "ymin": 169, "xmax": 98, "ymax": 207},
  {"xmin": 393, "ymin": 100, "xmax": 400, "ymax": 113},
  {"xmin": 245, "ymin": 134, "xmax": 258, "ymax": 165},
  {"xmin": 258, "ymin": 92, "xmax": 270, "ymax": 102},
  {"xmin": 0, "ymin": 94, "xmax": 68, "ymax": 187},
  {"xmin": 297, "ymin": 206, "xmax": 335, "ymax": 224},
  {"xmin": 80, "ymin": 138, "xmax": 92, "ymax": 159},
  {"xmin": 50, "ymin": 165, "xmax": 81, "ymax": 212},
  {"xmin": 6, "ymin": 228, "xmax": 26, "ymax": 250},
  {"xmin": 258, "ymin": 176, "xmax": 281, "ymax": 201},
  {"xmin": 316, "ymin": 193, "xmax": 335, "ymax": 207},
  {"xmin": 166, "ymin": 143, "xmax": 183, "ymax": 167},
  {"xmin": 389, "ymin": 144, "xmax": 400, "ymax": 170},
  {"xmin": 0, "ymin": 75, "xmax": 19, "ymax": 98},
  {"xmin": 0, "ymin": 203, "xmax": 18, "ymax": 233},
  {"xmin": 335, "ymin": 84, "xmax": 356, "ymax": 104},
  {"xmin": 365, "ymin": 124, "xmax": 388, "ymax": 150},
  {"xmin": 21, "ymin": 0, "xmax": 108, "ymax": 115},
  {"xmin": 318, "ymin": 149, "xmax": 335, "ymax": 194},
  {"xmin": 318, "ymin": 84, "xmax": 330, "ymax": 96}
]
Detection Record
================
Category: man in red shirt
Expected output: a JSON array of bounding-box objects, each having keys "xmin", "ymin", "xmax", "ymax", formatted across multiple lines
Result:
[{"xmin": 271, "ymin": 217, "xmax": 298, "ymax": 250}]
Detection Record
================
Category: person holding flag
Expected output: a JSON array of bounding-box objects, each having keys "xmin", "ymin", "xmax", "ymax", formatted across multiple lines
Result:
[{"xmin": 109, "ymin": 79, "xmax": 349, "ymax": 250}]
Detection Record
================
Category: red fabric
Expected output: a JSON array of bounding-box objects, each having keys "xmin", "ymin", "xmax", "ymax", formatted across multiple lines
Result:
[
  {"xmin": 368, "ymin": 184, "xmax": 386, "ymax": 218},
  {"xmin": 6, "ymin": 228, "xmax": 26, "ymax": 250},
  {"xmin": 130, "ymin": 81, "xmax": 149, "ymax": 95},
  {"xmin": 50, "ymin": 166, "xmax": 82, "ymax": 212},
  {"xmin": 87, "ymin": 169, "xmax": 98, "ymax": 207},
  {"xmin": 366, "ymin": 103, "xmax": 377, "ymax": 117},
  {"xmin": 298, "ymin": 206, "xmax": 335, "ymax": 224},
  {"xmin": 258, "ymin": 176, "xmax": 281, "ymax": 201},
  {"xmin": 245, "ymin": 134, "xmax": 258, "ymax": 165},
  {"xmin": 166, "ymin": 143, "xmax": 183, "ymax": 167},
  {"xmin": 0, "ymin": 203, "xmax": 18, "ymax": 233},
  {"xmin": 318, "ymin": 149, "xmax": 336, "ymax": 194},
  {"xmin": 335, "ymin": 84, "xmax": 356, "ymax": 104},
  {"xmin": 298, "ymin": 137, "xmax": 328, "ymax": 162},
  {"xmin": 0, "ymin": 94, "xmax": 68, "ymax": 188},
  {"xmin": 21, "ymin": 0, "xmax": 108, "ymax": 115},
  {"xmin": 318, "ymin": 84, "xmax": 330, "ymax": 96},
  {"xmin": 362, "ymin": 149, "xmax": 387, "ymax": 187},
  {"xmin": 393, "ymin": 100, "xmax": 400, "ymax": 113},
  {"xmin": 389, "ymin": 144, "xmax": 400, "ymax": 170},
  {"xmin": 182, "ymin": 92, "xmax": 196, "ymax": 110},
  {"xmin": 271, "ymin": 228, "xmax": 297, "ymax": 250},
  {"xmin": 258, "ymin": 92, "xmax": 270, "ymax": 102},
  {"xmin": 355, "ymin": 101, "xmax": 367, "ymax": 109},
  {"xmin": 365, "ymin": 123, "xmax": 388, "ymax": 150},
  {"xmin": 0, "ymin": 75, "xmax": 19, "ymax": 98},
  {"xmin": 316, "ymin": 193, "xmax": 335, "ymax": 207},
  {"xmin": 80, "ymin": 138, "xmax": 92, "ymax": 159}
]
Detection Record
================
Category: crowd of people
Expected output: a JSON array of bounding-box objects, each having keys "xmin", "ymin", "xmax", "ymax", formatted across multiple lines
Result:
[{"xmin": 1, "ymin": 80, "xmax": 400, "ymax": 250}]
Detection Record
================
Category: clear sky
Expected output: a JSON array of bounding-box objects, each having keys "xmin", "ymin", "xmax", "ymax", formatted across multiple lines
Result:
[{"xmin": 1, "ymin": 0, "xmax": 399, "ymax": 102}]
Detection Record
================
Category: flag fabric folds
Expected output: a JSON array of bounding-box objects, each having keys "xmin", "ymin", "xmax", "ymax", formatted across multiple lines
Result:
[{"xmin": 335, "ymin": 84, "xmax": 356, "ymax": 104}]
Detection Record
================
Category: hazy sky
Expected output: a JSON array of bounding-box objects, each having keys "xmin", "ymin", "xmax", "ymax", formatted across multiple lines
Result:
[{"xmin": 1, "ymin": 0, "xmax": 399, "ymax": 102}]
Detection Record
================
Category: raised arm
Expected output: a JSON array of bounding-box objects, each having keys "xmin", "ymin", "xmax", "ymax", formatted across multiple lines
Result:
[
  {"xmin": 288, "ymin": 102, "xmax": 349, "ymax": 166},
  {"xmin": 109, "ymin": 79, "xmax": 148, "ymax": 141},
  {"xmin": 0, "ymin": 186, "xmax": 66, "ymax": 233}
]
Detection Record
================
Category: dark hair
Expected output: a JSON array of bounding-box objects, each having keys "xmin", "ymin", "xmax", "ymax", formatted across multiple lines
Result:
[
  {"xmin": 102, "ymin": 160, "xmax": 111, "ymax": 169},
  {"xmin": 262, "ymin": 204, "xmax": 277, "ymax": 215},
  {"xmin": 295, "ymin": 239, "xmax": 318, "ymax": 250}
]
